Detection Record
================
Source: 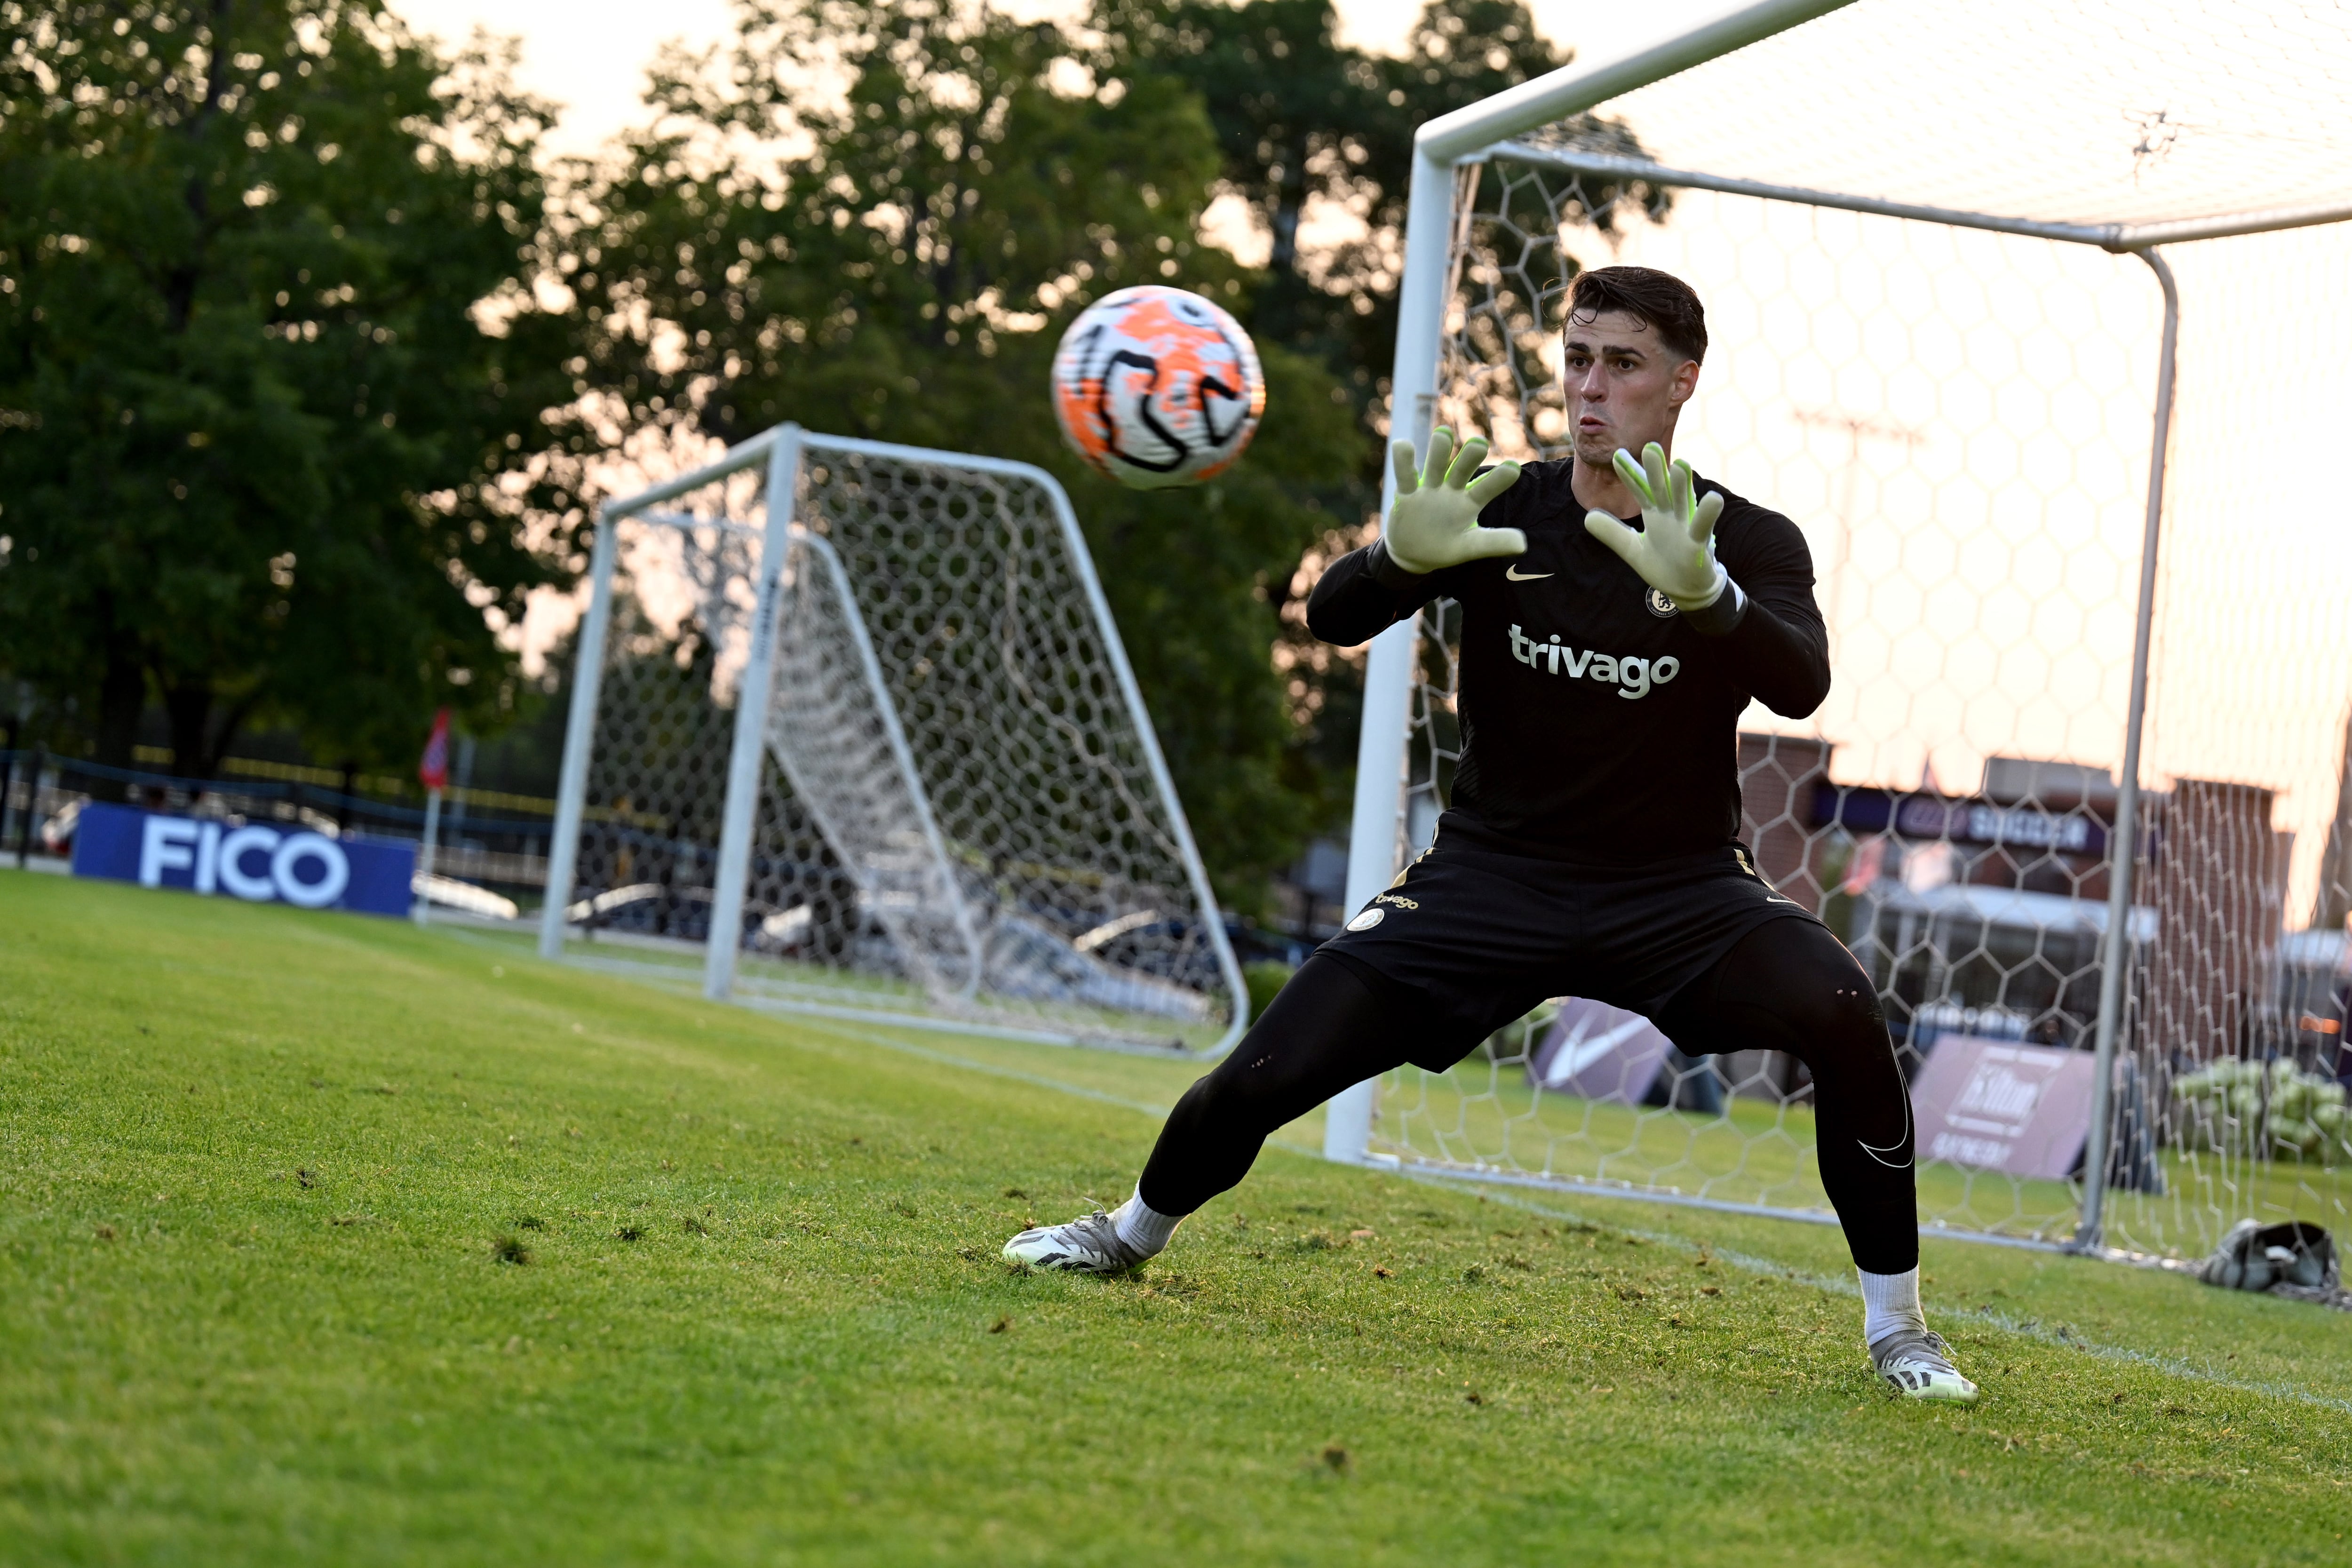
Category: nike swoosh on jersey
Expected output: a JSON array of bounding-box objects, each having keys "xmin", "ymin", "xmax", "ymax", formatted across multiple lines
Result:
[{"xmin": 1504, "ymin": 565, "xmax": 1553, "ymax": 581}]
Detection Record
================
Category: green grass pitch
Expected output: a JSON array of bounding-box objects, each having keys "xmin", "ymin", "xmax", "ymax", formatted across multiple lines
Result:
[{"xmin": 5, "ymin": 871, "xmax": 2350, "ymax": 1565}]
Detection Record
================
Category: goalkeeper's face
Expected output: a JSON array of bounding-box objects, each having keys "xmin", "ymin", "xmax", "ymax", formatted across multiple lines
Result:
[{"xmin": 1563, "ymin": 310, "xmax": 1700, "ymax": 470}]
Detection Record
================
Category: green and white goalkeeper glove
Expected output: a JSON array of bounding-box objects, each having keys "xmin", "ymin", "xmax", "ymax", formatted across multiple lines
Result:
[
  {"xmin": 1582, "ymin": 442, "xmax": 1728, "ymax": 610},
  {"xmin": 1382, "ymin": 427, "xmax": 1526, "ymax": 575}
]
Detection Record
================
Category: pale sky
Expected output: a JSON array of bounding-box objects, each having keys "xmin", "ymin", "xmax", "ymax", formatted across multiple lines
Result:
[{"xmin": 388, "ymin": 0, "xmax": 1724, "ymax": 158}]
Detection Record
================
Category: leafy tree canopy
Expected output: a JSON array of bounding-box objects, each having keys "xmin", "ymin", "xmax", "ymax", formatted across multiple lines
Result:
[
  {"xmin": 1107, "ymin": 0, "xmax": 1568, "ymax": 434},
  {"xmin": 579, "ymin": 0, "xmax": 1365, "ymax": 903},
  {"xmin": 0, "ymin": 0, "xmax": 580, "ymax": 785}
]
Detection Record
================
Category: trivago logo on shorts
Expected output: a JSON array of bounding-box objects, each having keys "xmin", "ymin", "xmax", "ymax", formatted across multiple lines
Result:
[{"xmin": 70, "ymin": 803, "xmax": 415, "ymax": 918}]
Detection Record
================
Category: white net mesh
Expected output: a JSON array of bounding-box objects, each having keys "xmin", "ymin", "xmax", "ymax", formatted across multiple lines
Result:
[
  {"xmin": 557, "ymin": 432, "xmax": 1242, "ymax": 1052},
  {"xmin": 1368, "ymin": 0, "xmax": 2352, "ymax": 1255},
  {"xmin": 764, "ymin": 528, "xmax": 985, "ymax": 1003},
  {"xmin": 562, "ymin": 509, "xmax": 758, "ymax": 951}
]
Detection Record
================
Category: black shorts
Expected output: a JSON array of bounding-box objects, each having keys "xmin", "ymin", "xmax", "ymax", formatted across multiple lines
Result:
[{"xmin": 1319, "ymin": 812, "xmax": 1822, "ymax": 1065}]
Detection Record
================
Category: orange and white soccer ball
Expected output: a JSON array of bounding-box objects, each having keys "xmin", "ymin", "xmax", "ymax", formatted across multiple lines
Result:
[{"xmin": 1050, "ymin": 286, "xmax": 1266, "ymax": 489}]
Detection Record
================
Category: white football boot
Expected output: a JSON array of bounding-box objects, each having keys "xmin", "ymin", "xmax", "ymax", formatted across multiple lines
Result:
[
  {"xmin": 1001, "ymin": 1209, "xmax": 1152, "ymax": 1274},
  {"xmin": 1870, "ymin": 1328, "xmax": 1980, "ymax": 1403}
]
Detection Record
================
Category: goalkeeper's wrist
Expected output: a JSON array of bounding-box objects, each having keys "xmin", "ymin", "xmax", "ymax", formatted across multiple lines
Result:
[
  {"xmin": 1368, "ymin": 537, "xmax": 1432, "ymax": 586},
  {"xmin": 1664, "ymin": 561, "xmax": 1729, "ymax": 613},
  {"xmin": 1677, "ymin": 572, "xmax": 1748, "ymax": 637}
]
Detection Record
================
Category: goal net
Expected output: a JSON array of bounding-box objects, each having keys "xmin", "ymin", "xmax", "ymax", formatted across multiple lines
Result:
[
  {"xmin": 1344, "ymin": 0, "xmax": 2352, "ymax": 1260},
  {"xmin": 538, "ymin": 426, "xmax": 1247, "ymax": 1054}
]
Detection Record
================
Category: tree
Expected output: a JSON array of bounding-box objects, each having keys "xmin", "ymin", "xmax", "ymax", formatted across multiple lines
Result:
[
  {"xmin": 577, "ymin": 0, "xmax": 1363, "ymax": 904},
  {"xmin": 1107, "ymin": 1, "xmax": 1566, "ymax": 432},
  {"xmin": 0, "ymin": 1, "xmax": 582, "ymax": 788}
]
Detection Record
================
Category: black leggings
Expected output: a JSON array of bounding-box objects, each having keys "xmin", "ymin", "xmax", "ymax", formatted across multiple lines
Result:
[{"xmin": 1139, "ymin": 916, "xmax": 1918, "ymax": 1274}]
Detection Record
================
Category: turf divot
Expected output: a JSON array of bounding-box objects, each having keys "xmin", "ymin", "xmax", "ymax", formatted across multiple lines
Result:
[{"xmin": 1426, "ymin": 1177, "xmax": 2352, "ymax": 1417}]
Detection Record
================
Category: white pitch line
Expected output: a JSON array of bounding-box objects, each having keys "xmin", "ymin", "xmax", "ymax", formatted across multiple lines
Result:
[{"xmin": 795, "ymin": 1017, "xmax": 1178, "ymax": 1118}]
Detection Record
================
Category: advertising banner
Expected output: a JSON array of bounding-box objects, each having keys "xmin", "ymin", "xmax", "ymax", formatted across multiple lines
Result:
[
  {"xmin": 1909, "ymin": 1034, "xmax": 2098, "ymax": 1179},
  {"xmin": 71, "ymin": 803, "xmax": 414, "ymax": 919}
]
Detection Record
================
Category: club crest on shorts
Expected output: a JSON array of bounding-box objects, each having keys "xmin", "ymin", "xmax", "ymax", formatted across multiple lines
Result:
[
  {"xmin": 1645, "ymin": 586, "xmax": 1678, "ymax": 618},
  {"xmin": 1346, "ymin": 907, "xmax": 1385, "ymax": 931}
]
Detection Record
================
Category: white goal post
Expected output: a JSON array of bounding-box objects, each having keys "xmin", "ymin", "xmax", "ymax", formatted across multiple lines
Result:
[
  {"xmin": 1325, "ymin": 0, "xmax": 1859, "ymax": 1170},
  {"xmin": 1328, "ymin": 0, "xmax": 2352, "ymax": 1264},
  {"xmin": 537, "ymin": 424, "xmax": 1250, "ymax": 1055}
]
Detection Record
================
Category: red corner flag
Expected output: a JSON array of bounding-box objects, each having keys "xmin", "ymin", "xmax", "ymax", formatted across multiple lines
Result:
[{"xmin": 418, "ymin": 708, "xmax": 452, "ymax": 792}]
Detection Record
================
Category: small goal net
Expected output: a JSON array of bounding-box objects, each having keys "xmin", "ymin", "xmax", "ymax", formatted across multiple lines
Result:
[
  {"xmin": 1349, "ymin": 0, "xmax": 2352, "ymax": 1259},
  {"xmin": 539, "ymin": 426, "xmax": 1246, "ymax": 1054}
]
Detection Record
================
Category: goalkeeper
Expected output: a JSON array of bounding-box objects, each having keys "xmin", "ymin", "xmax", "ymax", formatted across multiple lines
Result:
[{"xmin": 1007, "ymin": 266, "xmax": 1975, "ymax": 1404}]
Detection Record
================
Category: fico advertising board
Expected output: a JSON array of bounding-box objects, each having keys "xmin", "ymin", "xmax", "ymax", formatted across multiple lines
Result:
[
  {"xmin": 1907, "ymin": 1033, "xmax": 2098, "ymax": 1179},
  {"xmin": 72, "ymin": 802, "xmax": 414, "ymax": 918}
]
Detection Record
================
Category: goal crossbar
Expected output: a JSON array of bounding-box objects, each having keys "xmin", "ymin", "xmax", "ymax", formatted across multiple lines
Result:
[{"xmin": 1480, "ymin": 143, "xmax": 2352, "ymax": 254}]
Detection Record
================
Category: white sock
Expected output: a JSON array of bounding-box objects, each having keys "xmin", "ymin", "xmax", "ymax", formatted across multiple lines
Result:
[
  {"xmin": 1112, "ymin": 1188, "xmax": 1182, "ymax": 1256},
  {"xmin": 1858, "ymin": 1266, "xmax": 1928, "ymax": 1346}
]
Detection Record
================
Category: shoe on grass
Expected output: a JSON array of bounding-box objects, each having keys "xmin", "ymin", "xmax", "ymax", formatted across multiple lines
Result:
[
  {"xmin": 1001, "ymin": 1210, "xmax": 1150, "ymax": 1274},
  {"xmin": 1870, "ymin": 1328, "xmax": 1979, "ymax": 1403}
]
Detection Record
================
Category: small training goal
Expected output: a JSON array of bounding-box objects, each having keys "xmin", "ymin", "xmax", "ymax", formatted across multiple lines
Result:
[{"xmin": 537, "ymin": 424, "xmax": 1247, "ymax": 1055}]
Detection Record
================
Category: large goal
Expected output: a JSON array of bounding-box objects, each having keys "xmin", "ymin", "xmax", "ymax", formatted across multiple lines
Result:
[
  {"xmin": 537, "ymin": 425, "xmax": 1247, "ymax": 1055},
  {"xmin": 1327, "ymin": 0, "xmax": 2352, "ymax": 1262}
]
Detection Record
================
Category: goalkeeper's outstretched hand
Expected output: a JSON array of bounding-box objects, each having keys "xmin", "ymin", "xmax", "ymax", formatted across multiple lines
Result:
[
  {"xmin": 1582, "ymin": 442, "xmax": 1728, "ymax": 610},
  {"xmin": 1383, "ymin": 427, "xmax": 1526, "ymax": 575}
]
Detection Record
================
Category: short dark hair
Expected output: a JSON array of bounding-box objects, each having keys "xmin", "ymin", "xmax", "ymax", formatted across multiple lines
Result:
[{"xmin": 1565, "ymin": 266, "xmax": 1707, "ymax": 364}]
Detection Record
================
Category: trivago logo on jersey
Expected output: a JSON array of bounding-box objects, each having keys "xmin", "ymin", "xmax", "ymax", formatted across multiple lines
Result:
[{"xmin": 1508, "ymin": 625, "xmax": 1682, "ymax": 700}]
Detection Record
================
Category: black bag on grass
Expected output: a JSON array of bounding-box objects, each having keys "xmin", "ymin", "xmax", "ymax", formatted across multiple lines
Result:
[{"xmin": 2199, "ymin": 1220, "xmax": 2337, "ymax": 1292}]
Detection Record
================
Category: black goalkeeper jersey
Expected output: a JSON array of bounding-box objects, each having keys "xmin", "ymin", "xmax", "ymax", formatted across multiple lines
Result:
[{"xmin": 1307, "ymin": 458, "xmax": 1829, "ymax": 866}]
